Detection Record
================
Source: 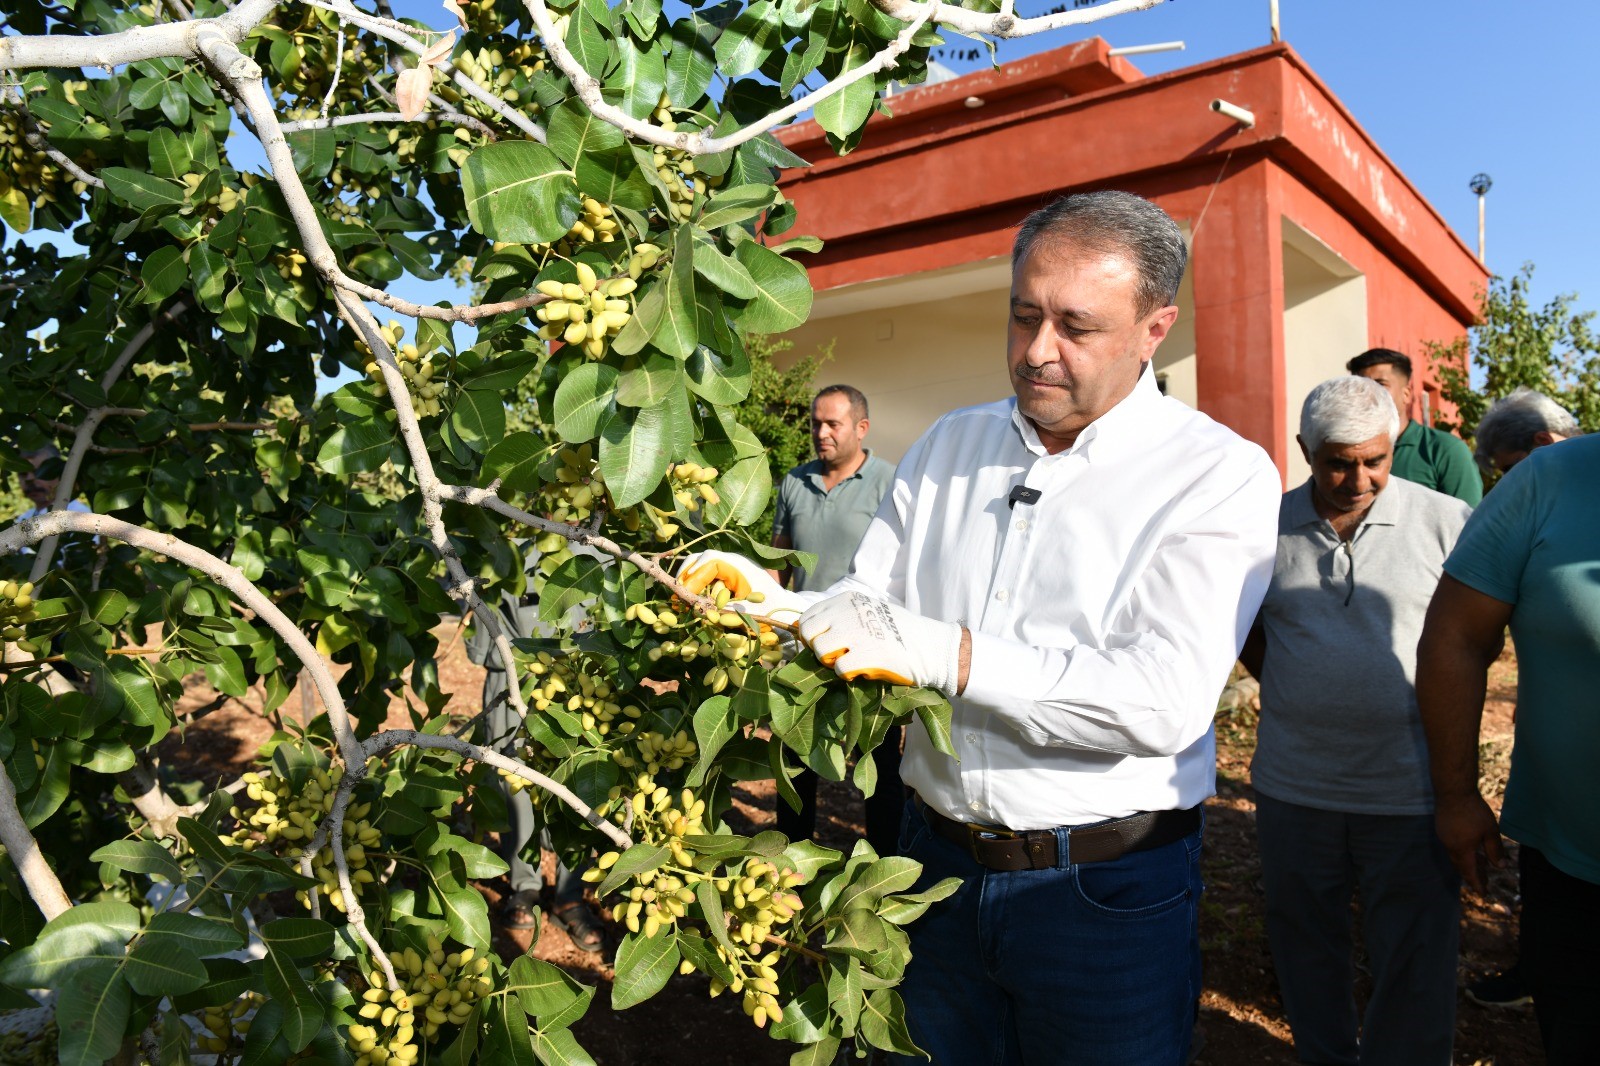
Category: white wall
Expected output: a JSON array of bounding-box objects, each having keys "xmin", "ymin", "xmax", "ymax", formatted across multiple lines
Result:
[{"xmin": 1281, "ymin": 219, "xmax": 1368, "ymax": 485}]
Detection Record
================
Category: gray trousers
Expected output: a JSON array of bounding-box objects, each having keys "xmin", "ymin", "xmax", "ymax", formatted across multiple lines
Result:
[
  {"xmin": 1255, "ymin": 791, "xmax": 1459, "ymax": 1066},
  {"xmin": 482, "ymin": 664, "xmax": 588, "ymax": 900}
]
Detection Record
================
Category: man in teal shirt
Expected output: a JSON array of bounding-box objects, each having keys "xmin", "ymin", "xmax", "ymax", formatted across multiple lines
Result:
[
  {"xmin": 1349, "ymin": 349, "xmax": 1482, "ymax": 504},
  {"xmin": 1417, "ymin": 433, "xmax": 1600, "ymax": 1063},
  {"xmin": 771, "ymin": 384, "xmax": 897, "ymax": 851}
]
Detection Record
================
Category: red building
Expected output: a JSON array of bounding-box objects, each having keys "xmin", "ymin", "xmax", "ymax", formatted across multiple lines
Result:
[{"xmin": 775, "ymin": 40, "xmax": 1487, "ymax": 485}]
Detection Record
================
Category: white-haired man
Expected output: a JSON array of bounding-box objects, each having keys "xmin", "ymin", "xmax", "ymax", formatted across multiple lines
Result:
[
  {"xmin": 1239, "ymin": 376, "xmax": 1472, "ymax": 1066},
  {"xmin": 1472, "ymin": 386, "xmax": 1583, "ymax": 476},
  {"xmin": 687, "ymin": 190, "xmax": 1280, "ymax": 1065}
]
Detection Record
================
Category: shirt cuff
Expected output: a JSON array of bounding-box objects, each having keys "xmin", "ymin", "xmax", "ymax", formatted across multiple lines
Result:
[{"xmin": 961, "ymin": 630, "xmax": 1051, "ymax": 708}]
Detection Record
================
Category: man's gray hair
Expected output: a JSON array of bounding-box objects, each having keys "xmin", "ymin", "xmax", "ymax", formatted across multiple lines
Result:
[
  {"xmin": 1012, "ymin": 191, "xmax": 1188, "ymax": 318},
  {"xmin": 1473, "ymin": 387, "xmax": 1584, "ymax": 468},
  {"xmin": 1300, "ymin": 376, "xmax": 1401, "ymax": 453}
]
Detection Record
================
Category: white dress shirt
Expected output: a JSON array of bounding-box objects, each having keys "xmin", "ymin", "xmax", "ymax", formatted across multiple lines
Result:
[{"xmin": 831, "ymin": 366, "xmax": 1281, "ymax": 830}]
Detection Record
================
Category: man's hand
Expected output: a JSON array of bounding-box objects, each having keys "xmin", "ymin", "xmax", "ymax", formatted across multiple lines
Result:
[
  {"xmin": 1434, "ymin": 791, "xmax": 1508, "ymax": 892},
  {"xmin": 798, "ymin": 592, "xmax": 963, "ymax": 694},
  {"xmin": 677, "ymin": 550, "xmax": 808, "ymax": 620}
]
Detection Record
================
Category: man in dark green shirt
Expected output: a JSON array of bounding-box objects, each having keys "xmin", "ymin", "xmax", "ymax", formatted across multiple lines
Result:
[
  {"xmin": 1349, "ymin": 348, "xmax": 1482, "ymax": 505},
  {"xmin": 771, "ymin": 384, "xmax": 898, "ymax": 853}
]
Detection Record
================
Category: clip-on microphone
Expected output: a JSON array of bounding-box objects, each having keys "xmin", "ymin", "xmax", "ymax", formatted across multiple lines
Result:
[{"xmin": 1007, "ymin": 486, "xmax": 1042, "ymax": 510}]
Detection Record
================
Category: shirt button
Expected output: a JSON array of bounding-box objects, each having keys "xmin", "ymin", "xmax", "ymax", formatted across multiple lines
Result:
[
  {"xmin": 995, "ymin": 589, "xmax": 1008, "ymax": 602},
  {"xmin": 969, "ymin": 801, "xmax": 982, "ymax": 812},
  {"xmin": 965, "ymin": 733, "xmax": 978, "ymax": 743},
  {"xmin": 1015, "ymin": 519, "xmax": 1028, "ymax": 531}
]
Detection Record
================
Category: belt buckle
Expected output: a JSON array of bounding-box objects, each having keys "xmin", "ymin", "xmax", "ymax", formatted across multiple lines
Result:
[{"xmin": 966, "ymin": 821, "xmax": 1014, "ymax": 865}]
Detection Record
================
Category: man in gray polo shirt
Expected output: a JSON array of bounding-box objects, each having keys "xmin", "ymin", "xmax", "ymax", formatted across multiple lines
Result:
[
  {"xmin": 771, "ymin": 384, "xmax": 897, "ymax": 851},
  {"xmin": 1240, "ymin": 376, "xmax": 1471, "ymax": 1066}
]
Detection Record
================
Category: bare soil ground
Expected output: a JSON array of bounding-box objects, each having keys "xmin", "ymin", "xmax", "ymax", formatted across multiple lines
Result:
[{"xmin": 159, "ymin": 633, "xmax": 1541, "ymax": 1065}]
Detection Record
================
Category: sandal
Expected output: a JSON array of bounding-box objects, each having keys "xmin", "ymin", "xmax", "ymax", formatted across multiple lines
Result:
[
  {"xmin": 501, "ymin": 889, "xmax": 543, "ymax": 934},
  {"xmin": 548, "ymin": 899, "xmax": 606, "ymax": 955}
]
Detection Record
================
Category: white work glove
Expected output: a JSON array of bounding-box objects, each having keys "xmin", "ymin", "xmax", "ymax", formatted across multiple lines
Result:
[
  {"xmin": 797, "ymin": 592, "xmax": 963, "ymax": 694},
  {"xmin": 676, "ymin": 550, "xmax": 811, "ymax": 622}
]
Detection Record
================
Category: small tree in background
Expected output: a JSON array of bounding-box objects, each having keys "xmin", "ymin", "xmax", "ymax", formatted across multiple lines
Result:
[{"xmin": 1430, "ymin": 263, "xmax": 1600, "ymax": 441}]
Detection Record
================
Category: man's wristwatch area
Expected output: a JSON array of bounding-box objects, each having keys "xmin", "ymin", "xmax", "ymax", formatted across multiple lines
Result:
[{"xmin": 915, "ymin": 795, "xmax": 1202, "ymax": 872}]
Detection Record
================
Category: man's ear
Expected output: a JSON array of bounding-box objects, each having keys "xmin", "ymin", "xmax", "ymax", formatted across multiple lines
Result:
[
  {"xmin": 1532, "ymin": 430, "xmax": 1557, "ymax": 447},
  {"xmin": 1143, "ymin": 305, "xmax": 1180, "ymax": 355},
  {"xmin": 857, "ymin": 418, "xmax": 870, "ymax": 438},
  {"xmin": 1296, "ymin": 434, "xmax": 1312, "ymax": 466}
]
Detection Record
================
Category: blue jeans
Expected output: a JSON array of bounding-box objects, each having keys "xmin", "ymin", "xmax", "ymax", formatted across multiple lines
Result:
[{"xmin": 890, "ymin": 799, "xmax": 1203, "ymax": 1066}]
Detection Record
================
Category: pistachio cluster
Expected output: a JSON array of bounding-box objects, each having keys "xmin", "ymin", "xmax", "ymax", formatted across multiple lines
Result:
[
  {"xmin": 274, "ymin": 249, "xmax": 308, "ymax": 280},
  {"xmin": 361, "ymin": 320, "xmax": 449, "ymax": 417},
  {"xmin": 667, "ymin": 461, "xmax": 721, "ymax": 513},
  {"xmin": 347, "ymin": 938, "xmax": 492, "ymax": 1064},
  {"xmin": 585, "ymin": 773, "xmax": 806, "ymax": 1031},
  {"xmin": 450, "ymin": 40, "xmax": 547, "ymax": 114},
  {"xmin": 638, "ymin": 577, "xmax": 784, "ymax": 693},
  {"xmin": 0, "ymin": 109, "xmax": 92, "ymax": 226},
  {"xmin": 525, "ymin": 648, "xmax": 643, "ymax": 735},
  {"xmin": 533, "ymin": 261, "xmax": 635, "ymax": 360},
  {"xmin": 0, "ymin": 579, "xmax": 38, "ymax": 641},
  {"xmin": 178, "ymin": 172, "xmax": 241, "ymax": 216},
  {"xmin": 196, "ymin": 994, "xmax": 262, "ymax": 1054},
  {"xmin": 626, "ymin": 241, "xmax": 663, "ymax": 279},
  {"xmin": 646, "ymin": 96, "xmax": 725, "ymax": 222},
  {"xmin": 225, "ymin": 766, "xmax": 381, "ymax": 913}
]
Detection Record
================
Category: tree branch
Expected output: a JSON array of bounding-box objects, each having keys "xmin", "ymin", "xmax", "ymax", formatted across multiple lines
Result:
[
  {"xmin": 0, "ymin": 0, "xmax": 275, "ymax": 71},
  {"xmin": 279, "ymin": 109, "xmax": 495, "ymax": 137},
  {"xmin": 0, "ymin": 764, "xmax": 71, "ymax": 920},
  {"xmin": 1, "ymin": 87, "xmax": 104, "ymax": 189}
]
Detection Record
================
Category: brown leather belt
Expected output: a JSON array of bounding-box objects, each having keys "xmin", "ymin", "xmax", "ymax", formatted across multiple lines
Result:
[{"xmin": 917, "ymin": 797, "xmax": 1201, "ymax": 872}]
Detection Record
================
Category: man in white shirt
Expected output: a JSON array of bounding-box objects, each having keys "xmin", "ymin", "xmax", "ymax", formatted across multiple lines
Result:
[{"xmin": 688, "ymin": 191, "xmax": 1279, "ymax": 1064}]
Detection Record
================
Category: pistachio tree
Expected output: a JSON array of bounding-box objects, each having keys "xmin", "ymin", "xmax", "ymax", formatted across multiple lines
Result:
[{"xmin": 0, "ymin": 0, "xmax": 1163, "ymax": 1061}]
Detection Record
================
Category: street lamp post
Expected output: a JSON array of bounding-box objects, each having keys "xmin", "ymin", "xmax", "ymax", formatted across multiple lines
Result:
[{"xmin": 1470, "ymin": 173, "xmax": 1492, "ymax": 265}]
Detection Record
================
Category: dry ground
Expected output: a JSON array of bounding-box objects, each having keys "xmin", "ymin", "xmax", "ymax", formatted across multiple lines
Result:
[{"xmin": 159, "ymin": 630, "xmax": 1541, "ymax": 1065}]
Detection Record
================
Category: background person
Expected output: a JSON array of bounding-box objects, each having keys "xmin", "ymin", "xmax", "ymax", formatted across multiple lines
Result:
[
  {"xmin": 1240, "ymin": 376, "xmax": 1469, "ymax": 1066},
  {"xmin": 697, "ymin": 191, "xmax": 1281, "ymax": 1064},
  {"xmin": 1418, "ymin": 431, "xmax": 1600, "ymax": 1065},
  {"xmin": 467, "ymin": 580, "xmax": 603, "ymax": 953},
  {"xmin": 770, "ymin": 385, "xmax": 898, "ymax": 854},
  {"xmin": 1348, "ymin": 349, "xmax": 1481, "ymax": 504},
  {"xmin": 1471, "ymin": 386, "xmax": 1583, "ymax": 476},
  {"xmin": 1461, "ymin": 386, "xmax": 1581, "ymax": 1010}
]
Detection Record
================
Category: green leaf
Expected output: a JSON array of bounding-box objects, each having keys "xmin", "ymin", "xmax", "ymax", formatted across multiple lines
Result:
[
  {"xmin": 703, "ymin": 454, "xmax": 770, "ymax": 527},
  {"xmin": 859, "ymin": 988, "xmax": 922, "ymax": 1056},
  {"xmin": 565, "ymin": 5, "xmax": 613, "ymax": 79},
  {"xmin": 553, "ymin": 363, "xmax": 618, "ymax": 443},
  {"xmin": 610, "ymin": 932, "xmax": 679, "ymax": 1010},
  {"xmin": 615, "ymin": 351, "xmax": 683, "ymax": 408},
  {"xmin": 733, "ymin": 241, "xmax": 812, "ymax": 333},
  {"xmin": 460, "ymin": 141, "xmax": 582, "ymax": 245},
  {"xmin": 147, "ymin": 128, "xmax": 193, "ymax": 180},
  {"xmin": 141, "ymin": 246, "xmax": 187, "ymax": 303},
  {"xmin": 100, "ymin": 166, "xmax": 186, "ymax": 211},
  {"xmin": 144, "ymin": 911, "xmax": 247, "ymax": 955},
  {"xmin": 539, "ymin": 553, "xmax": 609, "ymax": 624},
  {"xmin": 89, "ymin": 840, "xmax": 184, "ymax": 884},
  {"xmin": 482, "ymin": 431, "xmax": 548, "ymax": 493},
  {"xmin": 771, "ymin": 981, "xmax": 830, "ymax": 1043},
  {"xmin": 714, "ymin": 0, "xmax": 784, "ymax": 77},
  {"xmin": 615, "ymin": 35, "xmax": 667, "ymax": 121},
  {"xmin": 54, "ymin": 960, "xmax": 131, "ymax": 1066},
  {"xmin": 547, "ymin": 99, "xmax": 626, "ymax": 169},
  {"xmin": 599, "ymin": 403, "xmax": 672, "ymax": 508},
  {"xmin": 790, "ymin": 1035, "xmax": 843, "ymax": 1066},
  {"xmin": 261, "ymin": 917, "xmax": 335, "ymax": 960},
  {"xmin": 316, "ymin": 417, "xmax": 394, "ymax": 475},
  {"xmin": 0, "ymin": 900, "xmax": 138, "ymax": 988},
  {"xmin": 507, "ymin": 956, "xmax": 592, "ymax": 1030},
  {"xmin": 652, "ymin": 226, "xmax": 698, "ymax": 358},
  {"xmin": 451, "ymin": 389, "xmax": 507, "ymax": 452},
  {"xmin": 203, "ymin": 645, "xmax": 248, "ymax": 698},
  {"xmin": 533, "ymin": 1026, "xmax": 597, "ymax": 1066},
  {"xmin": 685, "ymin": 343, "xmax": 751, "ymax": 405},
  {"xmin": 697, "ymin": 185, "xmax": 777, "ymax": 231},
  {"xmin": 188, "ymin": 243, "xmax": 228, "ymax": 310},
  {"xmin": 879, "ymin": 877, "xmax": 961, "ymax": 925},
  {"xmin": 597, "ymin": 842, "xmax": 669, "ymax": 897},
  {"xmin": 260, "ymin": 939, "xmax": 321, "ymax": 1053},
  {"xmin": 124, "ymin": 936, "xmax": 207, "ymax": 996},
  {"xmin": 814, "ymin": 38, "xmax": 878, "ymax": 142},
  {"xmin": 827, "ymin": 956, "xmax": 863, "ymax": 1036},
  {"xmin": 915, "ymin": 697, "xmax": 956, "ymax": 759},
  {"xmin": 826, "ymin": 907, "xmax": 888, "ymax": 959},
  {"xmin": 692, "ymin": 878, "xmax": 739, "ymax": 957},
  {"xmin": 690, "ymin": 234, "xmax": 758, "ymax": 299},
  {"xmin": 687, "ymin": 695, "xmax": 737, "ymax": 787},
  {"xmin": 837, "ymin": 856, "xmax": 922, "ymax": 911},
  {"xmin": 665, "ymin": 17, "xmax": 716, "ymax": 106}
]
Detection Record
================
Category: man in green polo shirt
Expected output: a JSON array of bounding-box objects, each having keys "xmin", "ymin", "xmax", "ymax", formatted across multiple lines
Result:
[
  {"xmin": 1349, "ymin": 349, "xmax": 1482, "ymax": 505},
  {"xmin": 771, "ymin": 384, "xmax": 897, "ymax": 852}
]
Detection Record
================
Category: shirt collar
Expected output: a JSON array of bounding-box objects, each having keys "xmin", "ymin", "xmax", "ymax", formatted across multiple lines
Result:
[
  {"xmin": 805, "ymin": 449, "xmax": 876, "ymax": 486},
  {"xmin": 1009, "ymin": 363, "xmax": 1163, "ymax": 460},
  {"xmin": 1285, "ymin": 476, "xmax": 1401, "ymax": 530}
]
